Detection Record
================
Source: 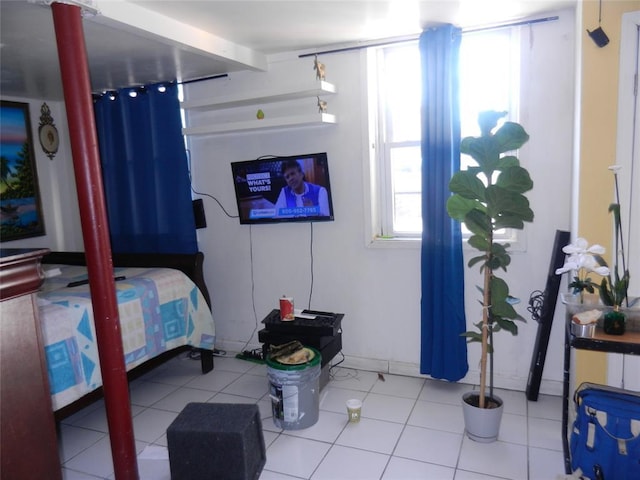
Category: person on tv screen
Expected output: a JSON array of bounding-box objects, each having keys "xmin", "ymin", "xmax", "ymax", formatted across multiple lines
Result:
[{"xmin": 274, "ymin": 159, "xmax": 330, "ymax": 217}]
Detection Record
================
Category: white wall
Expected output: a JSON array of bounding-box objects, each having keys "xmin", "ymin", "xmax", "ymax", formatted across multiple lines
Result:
[
  {"xmin": 1, "ymin": 10, "xmax": 575, "ymax": 395},
  {"xmin": 185, "ymin": 9, "xmax": 576, "ymax": 394},
  {"xmin": 0, "ymin": 96, "xmax": 83, "ymax": 251}
]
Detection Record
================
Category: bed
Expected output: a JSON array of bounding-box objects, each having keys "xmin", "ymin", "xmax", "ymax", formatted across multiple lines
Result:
[{"xmin": 39, "ymin": 251, "xmax": 215, "ymax": 415}]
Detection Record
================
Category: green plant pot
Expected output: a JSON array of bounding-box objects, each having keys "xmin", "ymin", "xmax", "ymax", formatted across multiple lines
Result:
[{"xmin": 603, "ymin": 310, "xmax": 626, "ymax": 335}]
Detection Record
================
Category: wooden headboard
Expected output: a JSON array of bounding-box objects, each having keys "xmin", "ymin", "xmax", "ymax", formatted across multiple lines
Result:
[{"xmin": 42, "ymin": 251, "xmax": 211, "ymax": 309}]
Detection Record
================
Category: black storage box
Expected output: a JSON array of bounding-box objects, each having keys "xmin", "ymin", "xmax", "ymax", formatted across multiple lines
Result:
[{"xmin": 167, "ymin": 403, "xmax": 266, "ymax": 480}]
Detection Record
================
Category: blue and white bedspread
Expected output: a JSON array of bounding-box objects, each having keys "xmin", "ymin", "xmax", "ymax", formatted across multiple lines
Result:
[{"xmin": 37, "ymin": 265, "xmax": 215, "ymax": 410}]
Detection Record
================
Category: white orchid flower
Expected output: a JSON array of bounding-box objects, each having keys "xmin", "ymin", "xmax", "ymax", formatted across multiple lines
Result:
[{"xmin": 561, "ymin": 237, "xmax": 606, "ymax": 255}]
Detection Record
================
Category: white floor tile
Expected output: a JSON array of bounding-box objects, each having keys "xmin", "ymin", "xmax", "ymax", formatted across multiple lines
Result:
[
  {"xmin": 493, "ymin": 388, "xmax": 527, "ymax": 416},
  {"xmin": 497, "ymin": 412, "xmax": 528, "ymax": 445},
  {"xmin": 319, "ymin": 386, "xmax": 367, "ymax": 414},
  {"xmin": 285, "ymin": 410, "xmax": 348, "ymax": 443},
  {"xmin": 328, "ymin": 368, "xmax": 379, "ymax": 392},
  {"xmin": 371, "ymin": 374, "xmax": 425, "ymax": 399},
  {"xmin": 408, "ymin": 400, "xmax": 465, "ymax": 434},
  {"xmin": 132, "ymin": 408, "xmax": 179, "ymax": 443},
  {"xmin": 58, "ymin": 425, "xmax": 107, "ymax": 463},
  {"xmin": 211, "ymin": 355, "xmax": 258, "ymax": 373},
  {"xmin": 311, "ymin": 444, "xmax": 389, "ymax": 480},
  {"xmin": 382, "ymin": 456, "xmax": 455, "ymax": 480},
  {"xmin": 336, "ymin": 417, "xmax": 404, "ymax": 454},
  {"xmin": 528, "ymin": 393, "xmax": 563, "ymax": 421},
  {"xmin": 62, "ymin": 436, "xmax": 115, "ymax": 478},
  {"xmin": 264, "ymin": 435, "xmax": 331, "ymax": 478},
  {"xmin": 142, "ymin": 355, "xmax": 202, "ymax": 385},
  {"xmin": 129, "ymin": 381, "xmax": 178, "ymax": 407},
  {"xmin": 150, "ymin": 386, "xmax": 215, "ymax": 412},
  {"xmin": 184, "ymin": 369, "xmax": 242, "ymax": 392},
  {"xmin": 529, "ymin": 446, "xmax": 566, "ymax": 480},
  {"xmin": 419, "ymin": 379, "xmax": 472, "ymax": 405},
  {"xmin": 58, "ymin": 362, "xmax": 565, "ymax": 480},
  {"xmin": 137, "ymin": 458, "xmax": 171, "ymax": 480},
  {"xmin": 528, "ymin": 416, "xmax": 563, "ymax": 451},
  {"xmin": 394, "ymin": 425, "xmax": 463, "ymax": 467},
  {"xmin": 61, "ymin": 467, "xmax": 105, "ymax": 479},
  {"xmin": 259, "ymin": 469, "xmax": 302, "ymax": 479},
  {"xmin": 458, "ymin": 436, "xmax": 528, "ymax": 479},
  {"xmin": 361, "ymin": 392, "xmax": 416, "ymax": 424},
  {"xmin": 453, "ymin": 470, "xmax": 505, "ymax": 479},
  {"xmin": 221, "ymin": 372, "xmax": 269, "ymax": 398}
]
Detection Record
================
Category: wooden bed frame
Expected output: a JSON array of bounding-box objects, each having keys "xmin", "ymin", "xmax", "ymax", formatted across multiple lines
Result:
[{"xmin": 41, "ymin": 251, "xmax": 215, "ymax": 419}]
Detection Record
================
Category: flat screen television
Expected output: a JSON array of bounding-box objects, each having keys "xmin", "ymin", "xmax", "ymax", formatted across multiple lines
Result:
[{"xmin": 230, "ymin": 153, "xmax": 335, "ymax": 225}]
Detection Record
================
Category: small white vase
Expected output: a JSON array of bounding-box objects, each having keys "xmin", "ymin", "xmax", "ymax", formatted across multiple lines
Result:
[{"xmin": 462, "ymin": 391, "xmax": 504, "ymax": 443}]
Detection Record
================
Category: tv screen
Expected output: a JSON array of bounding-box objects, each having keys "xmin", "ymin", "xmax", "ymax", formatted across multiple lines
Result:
[{"xmin": 230, "ymin": 153, "xmax": 335, "ymax": 225}]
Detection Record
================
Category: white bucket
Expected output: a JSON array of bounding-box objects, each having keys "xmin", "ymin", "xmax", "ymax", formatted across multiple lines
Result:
[{"xmin": 266, "ymin": 347, "xmax": 321, "ymax": 430}]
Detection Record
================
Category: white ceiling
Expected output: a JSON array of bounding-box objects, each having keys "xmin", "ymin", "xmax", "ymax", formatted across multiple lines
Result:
[{"xmin": 0, "ymin": 0, "xmax": 576, "ymax": 100}]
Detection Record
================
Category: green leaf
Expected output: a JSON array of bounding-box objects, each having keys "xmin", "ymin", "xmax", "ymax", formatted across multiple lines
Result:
[
  {"xmin": 468, "ymin": 254, "xmax": 486, "ymax": 269},
  {"xmin": 493, "ymin": 122, "xmax": 530, "ymax": 153},
  {"xmin": 461, "ymin": 136, "xmax": 500, "ymax": 171},
  {"xmin": 497, "ymin": 155, "xmax": 520, "ymax": 168},
  {"xmin": 494, "ymin": 317, "xmax": 519, "ymax": 334},
  {"xmin": 495, "ymin": 166, "xmax": 534, "ymax": 193},
  {"xmin": 494, "ymin": 214, "xmax": 525, "ymax": 230},
  {"xmin": 490, "ymin": 276, "xmax": 509, "ymax": 302},
  {"xmin": 449, "ymin": 171, "xmax": 487, "ymax": 200},
  {"xmin": 464, "ymin": 209, "xmax": 492, "ymax": 236},
  {"xmin": 468, "ymin": 234, "xmax": 490, "ymax": 251},
  {"xmin": 485, "ymin": 186, "xmax": 533, "ymax": 222},
  {"xmin": 446, "ymin": 195, "xmax": 476, "ymax": 222}
]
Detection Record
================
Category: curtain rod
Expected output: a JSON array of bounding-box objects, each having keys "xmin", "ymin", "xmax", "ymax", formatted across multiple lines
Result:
[{"xmin": 299, "ymin": 15, "xmax": 559, "ymax": 58}]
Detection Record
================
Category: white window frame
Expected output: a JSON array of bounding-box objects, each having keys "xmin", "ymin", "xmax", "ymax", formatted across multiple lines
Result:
[{"xmin": 364, "ymin": 27, "xmax": 524, "ymax": 249}]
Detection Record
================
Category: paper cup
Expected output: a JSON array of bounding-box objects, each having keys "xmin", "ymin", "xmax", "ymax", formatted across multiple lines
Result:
[
  {"xmin": 346, "ymin": 399, "xmax": 362, "ymax": 423},
  {"xmin": 279, "ymin": 297, "xmax": 295, "ymax": 321}
]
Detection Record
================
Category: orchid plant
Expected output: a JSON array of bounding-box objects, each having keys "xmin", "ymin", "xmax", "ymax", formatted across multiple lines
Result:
[
  {"xmin": 555, "ymin": 238, "xmax": 610, "ymax": 303},
  {"xmin": 556, "ymin": 166, "xmax": 631, "ymax": 308},
  {"xmin": 598, "ymin": 166, "xmax": 630, "ymax": 308}
]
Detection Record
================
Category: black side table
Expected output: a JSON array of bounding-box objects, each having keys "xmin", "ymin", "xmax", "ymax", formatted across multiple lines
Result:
[{"xmin": 258, "ymin": 309, "xmax": 343, "ymax": 389}]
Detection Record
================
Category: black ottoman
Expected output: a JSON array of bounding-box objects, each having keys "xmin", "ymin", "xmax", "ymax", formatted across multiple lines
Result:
[{"xmin": 167, "ymin": 403, "xmax": 266, "ymax": 480}]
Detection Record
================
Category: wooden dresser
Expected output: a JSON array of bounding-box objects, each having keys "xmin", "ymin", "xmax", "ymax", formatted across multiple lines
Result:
[{"xmin": 1, "ymin": 248, "xmax": 61, "ymax": 479}]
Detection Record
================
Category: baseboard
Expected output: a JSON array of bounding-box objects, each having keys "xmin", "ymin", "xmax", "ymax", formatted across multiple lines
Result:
[{"xmin": 215, "ymin": 341, "xmax": 563, "ymax": 397}]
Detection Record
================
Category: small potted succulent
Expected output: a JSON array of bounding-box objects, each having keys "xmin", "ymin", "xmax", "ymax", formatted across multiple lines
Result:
[{"xmin": 447, "ymin": 110, "xmax": 534, "ymax": 442}]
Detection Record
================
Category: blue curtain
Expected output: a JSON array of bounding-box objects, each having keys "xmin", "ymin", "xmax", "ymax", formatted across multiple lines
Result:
[
  {"xmin": 419, "ymin": 25, "xmax": 468, "ymax": 381},
  {"xmin": 94, "ymin": 83, "xmax": 197, "ymax": 254}
]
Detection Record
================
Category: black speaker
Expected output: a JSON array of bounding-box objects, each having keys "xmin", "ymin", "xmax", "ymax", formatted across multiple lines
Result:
[
  {"xmin": 167, "ymin": 403, "xmax": 266, "ymax": 480},
  {"xmin": 587, "ymin": 27, "xmax": 609, "ymax": 48},
  {"xmin": 192, "ymin": 198, "xmax": 207, "ymax": 229}
]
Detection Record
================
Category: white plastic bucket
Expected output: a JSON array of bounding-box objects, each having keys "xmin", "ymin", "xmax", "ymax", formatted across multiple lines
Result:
[{"xmin": 266, "ymin": 347, "xmax": 321, "ymax": 430}]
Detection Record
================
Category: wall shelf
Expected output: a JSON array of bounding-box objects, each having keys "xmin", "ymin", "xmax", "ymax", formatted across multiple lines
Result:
[
  {"xmin": 181, "ymin": 81, "xmax": 336, "ymax": 111},
  {"xmin": 182, "ymin": 80, "xmax": 337, "ymax": 136},
  {"xmin": 183, "ymin": 113, "xmax": 336, "ymax": 136}
]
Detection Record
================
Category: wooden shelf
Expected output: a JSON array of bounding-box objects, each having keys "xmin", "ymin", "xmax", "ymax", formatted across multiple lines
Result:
[
  {"xmin": 181, "ymin": 81, "xmax": 336, "ymax": 111},
  {"xmin": 182, "ymin": 113, "xmax": 336, "ymax": 136},
  {"xmin": 571, "ymin": 327, "xmax": 640, "ymax": 355}
]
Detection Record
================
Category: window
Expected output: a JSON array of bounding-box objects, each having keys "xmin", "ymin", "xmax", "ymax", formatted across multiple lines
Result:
[{"xmin": 367, "ymin": 27, "xmax": 520, "ymax": 242}]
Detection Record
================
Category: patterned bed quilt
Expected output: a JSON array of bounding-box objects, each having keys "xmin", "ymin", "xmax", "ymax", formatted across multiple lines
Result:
[{"xmin": 37, "ymin": 264, "xmax": 215, "ymax": 410}]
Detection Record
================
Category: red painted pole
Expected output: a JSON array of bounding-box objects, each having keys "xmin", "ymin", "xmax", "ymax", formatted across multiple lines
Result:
[{"xmin": 50, "ymin": 3, "xmax": 139, "ymax": 479}]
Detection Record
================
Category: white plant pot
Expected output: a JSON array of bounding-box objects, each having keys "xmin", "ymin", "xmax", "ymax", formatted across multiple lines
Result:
[{"xmin": 462, "ymin": 391, "xmax": 504, "ymax": 443}]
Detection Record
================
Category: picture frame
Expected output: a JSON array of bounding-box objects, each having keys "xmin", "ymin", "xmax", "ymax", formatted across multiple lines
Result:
[{"xmin": 1, "ymin": 100, "xmax": 46, "ymax": 241}]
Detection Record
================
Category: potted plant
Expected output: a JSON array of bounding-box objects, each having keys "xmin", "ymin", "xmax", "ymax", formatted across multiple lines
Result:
[
  {"xmin": 447, "ymin": 110, "xmax": 534, "ymax": 442},
  {"xmin": 556, "ymin": 166, "xmax": 634, "ymax": 334}
]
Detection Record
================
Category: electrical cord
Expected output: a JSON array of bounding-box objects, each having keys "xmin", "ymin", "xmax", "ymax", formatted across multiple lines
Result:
[
  {"xmin": 308, "ymin": 222, "xmax": 314, "ymax": 309},
  {"xmin": 239, "ymin": 225, "xmax": 260, "ymax": 353}
]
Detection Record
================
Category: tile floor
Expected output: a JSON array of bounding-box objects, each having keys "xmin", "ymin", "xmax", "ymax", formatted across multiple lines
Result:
[{"xmin": 58, "ymin": 353, "xmax": 566, "ymax": 479}]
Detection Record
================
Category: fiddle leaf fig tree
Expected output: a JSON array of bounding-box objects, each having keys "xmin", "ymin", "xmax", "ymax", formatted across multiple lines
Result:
[{"xmin": 447, "ymin": 111, "xmax": 534, "ymax": 409}]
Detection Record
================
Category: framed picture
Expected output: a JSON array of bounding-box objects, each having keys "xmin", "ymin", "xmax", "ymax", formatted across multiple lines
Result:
[{"xmin": 1, "ymin": 100, "xmax": 46, "ymax": 241}]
